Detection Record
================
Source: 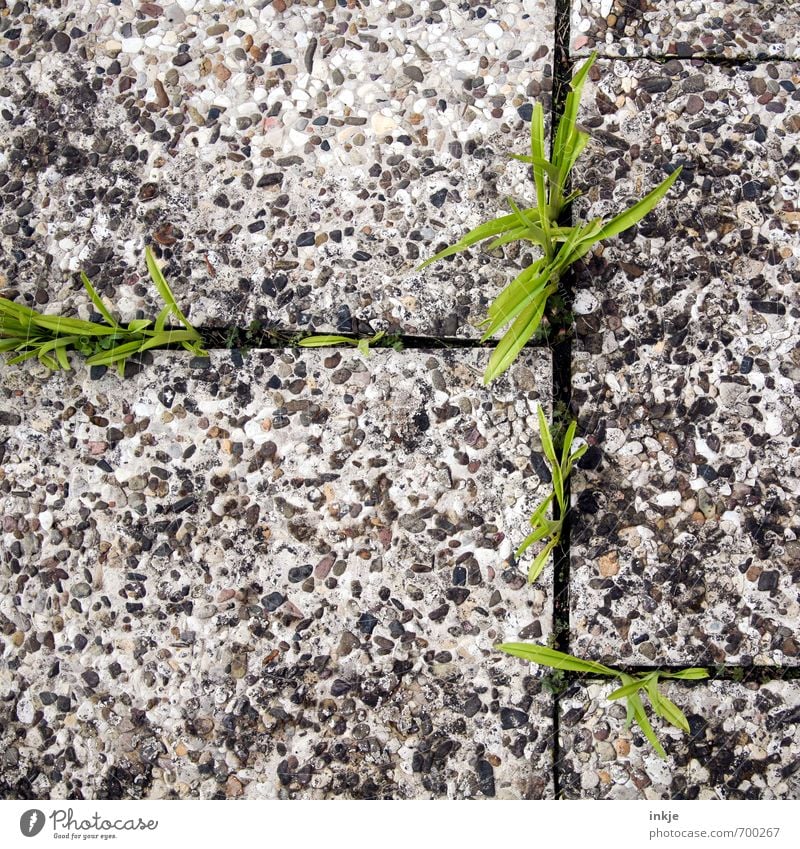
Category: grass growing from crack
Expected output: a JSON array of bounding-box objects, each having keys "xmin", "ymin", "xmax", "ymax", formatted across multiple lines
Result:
[
  {"xmin": 417, "ymin": 51, "xmax": 682, "ymax": 385},
  {"xmin": 518, "ymin": 404, "xmax": 586, "ymax": 584},
  {"xmin": 496, "ymin": 644, "xmax": 708, "ymax": 759},
  {"xmin": 298, "ymin": 330, "xmax": 404, "ymax": 356},
  {"xmin": 0, "ymin": 247, "xmax": 206, "ymax": 375}
]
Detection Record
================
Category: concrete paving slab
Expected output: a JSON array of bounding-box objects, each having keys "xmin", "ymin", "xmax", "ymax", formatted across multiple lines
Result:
[
  {"xmin": 559, "ymin": 679, "xmax": 800, "ymax": 799},
  {"xmin": 0, "ymin": 347, "xmax": 554, "ymax": 798},
  {"xmin": 0, "ymin": 0, "xmax": 555, "ymax": 335},
  {"xmin": 571, "ymin": 1, "xmax": 800, "ymax": 60},
  {"xmin": 569, "ymin": 59, "xmax": 800, "ymax": 665}
]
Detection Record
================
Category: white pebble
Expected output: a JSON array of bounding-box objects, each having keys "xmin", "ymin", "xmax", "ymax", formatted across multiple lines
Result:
[
  {"xmin": 655, "ymin": 491, "xmax": 681, "ymax": 507},
  {"xmin": 372, "ymin": 112, "xmax": 397, "ymax": 134},
  {"xmin": 121, "ymin": 37, "xmax": 144, "ymax": 53},
  {"xmin": 573, "ymin": 290, "xmax": 599, "ymax": 315},
  {"xmin": 16, "ymin": 694, "xmax": 35, "ymax": 725},
  {"xmin": 485, "ymin": 22, "xmax": 504, "ymax": 40}
]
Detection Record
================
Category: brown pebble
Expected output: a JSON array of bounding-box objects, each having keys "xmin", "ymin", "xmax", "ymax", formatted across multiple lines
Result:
[
  {"xmin": 226, "ymin": 775, "xmax": 244, "ymax": 797},
  {"xmin": 230, "ymin": 657, "xmax": 247, "ymax": 679},
  {"xmin": 153, "ymin": 78, "xmax": 169, "ymax": 108},
  {"xmin": 614, "ymin": 738, "xmax": 630, "ymax": 757},
  {"xmin": 684, "ymin": 94, "xmax": 704, "ymax": 115},
  {"xmin": 746, "ymin": 564, "xmax": 762, "ymax": 582},
  {"xmin": 657, "ymin": 432, "xmax": 678, "ymax": 454},
  {"xmin": 598, "ymin": 551, "xmax": 619, "ymax": 577},
  {"xmin": 139, "ymin": 182, "xmax": 159, "ymax": 201}
]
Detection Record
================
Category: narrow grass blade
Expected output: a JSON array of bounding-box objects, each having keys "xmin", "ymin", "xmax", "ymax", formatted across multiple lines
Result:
[
  {"xmin": 86, "ymin": 340, "xmax": 145, "ymax": 366},
  {"xmin": 552, "ymin": 52, "xmax": 596, "ymax": 178},
  {"xmin": 529, "ymin": 102, "xmax": 550, "ymax": 240},
  {"xmin": 537, "ymin": 406, "xmax": 559, "ymax": 472},
  {"xmin": 510, "ymin": 154, "xmax": 561, "ymax": 185},
  {"xmin": 551, "ymin": 458, "xmax": 564, "ymax": 511},
  {"xmin": 561, "ymin": 419, "xmax": 577, "ymax": 457},
  {"xmin": 496, "ymin": 644, "xmax": 618, "ymax": 676},
  {"xmin": 29, "ymin": 314, "xmax": 117, "ymax": 336},
  {"xmin": 516, "ymin": 521, "xmax": 555, "ymax": 557},
  {"xmin": 620, "ymin": 673, "xmax": 667, "ymax": 759},
  {"xmin": 416, "ymin": 210, "xmax": 542, "ymax": 270},
  {"xmin": 661, "ymin": 668, "xmax": 709, "ymax": 681},
  {"xmin": 507, "ymin": 198, "xmax": 548, "ymax": 246},
  {"xmin": 526, "ymin": 535, "xmax": 559, "ymax": 583},
  {"xmin": 608, "ymin": 674, "xmax": 654, "ymax": 701},
  {"xmin": 80, "ymin": 273, "xmax": 119, "ymax": 328},
  {"xmin": 38, "ymin": 352, "xmax": 59, "ymax": 370},
  {"xmin": 180, "ymin": 340, "xmax": 208, "ymax": 356},
  {"xmin": 154, "ymin": 304, "xmax": 172, "ymax": 333},
  {"xmin": 55, "ymin": 343, "xmax": 71, "ymax": 370},
  {"xmin": 145, "ymin": 245, "xmax": 197, "ymax": 334},
  {"xmin": 0, "ymin": 339, "xmax": 28, "ymax": 352},
  {"xmin": 561, "ymin": 442, "xmax": 588, "ymax": 482},
  {"xmin": 8, "ymin": 349, "xmax": 42, "ymax": 365},
  {"xmin": 482, "ymin": 259, "xmax": 548, "ymax": 337},
  {"xmin": 483, "ymin": 288, "xmax": 553, "ymax": 384},
  {"xmin": 86, "ymin": 331, "xmax": 201, "ymax": 366},
  {"xmin": 646, "ymin": 678, "xmax": 690, "ymax": 734},
  {"xmin": 484, "ymin": 226, "xmax": 529, "ymax": 252},
  {"xmin": 562, "ymin": 130, "xmax": 590, "ymax": 181},
  {"xmin": 624, "ymin": 698, "xmax": 635, "ymax": 730},
  {"xmin": 596, "ymin": 166, "xmax": 682, "ymax": 242},
  {"xmin": 528, "ymin": 491, "xmax": 555, "ymax": 526},
  {"xmin": 298, "ymin": 335, "xmax": 356, "ymax": 348}
]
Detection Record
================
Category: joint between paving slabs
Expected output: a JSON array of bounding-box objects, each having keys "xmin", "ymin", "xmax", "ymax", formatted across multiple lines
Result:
[
  {"xmin": 569, "ymin": 52, "xmax": 799, "ymax": 68},
  {"xmin": 195, "ymin": 328, "xmax": 555, "ymax": 352},
  {"xmin": 550, "ymin": 0, "xmax": 577, "ymax": 801}
]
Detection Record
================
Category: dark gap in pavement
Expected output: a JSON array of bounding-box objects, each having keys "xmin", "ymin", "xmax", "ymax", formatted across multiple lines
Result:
[
  {"xmin": 556, "ymin": 666, "xmax": 800, "ymax": 684},
  {"xmin": 573, "ymin": 53, "xmax": 798, "ymax": 67},
  {"xmin": 197, "ymin": 328, "xmax": 553, "ymax": 352},
  {"xmin": 550, "ymin": 0, "xmax": 575, "ymax": 802}
]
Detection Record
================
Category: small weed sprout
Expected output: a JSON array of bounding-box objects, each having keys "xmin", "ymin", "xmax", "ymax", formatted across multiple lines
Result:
[
  {"xmin": 520, "ymin": 404, "xmax": 586, "ymax": 584},
  {"xmin": 496, "ymin": 644, "xmax": 708, "ymax": 759},
  {"xmin": 0, "ymin": 246, "xmax": 206, "ymax": 375},
  {"xmin": 298, "ymin": 330, "xmax": 403, "ymax": 356},
  {"xmin": 417, "ymin": 51, "xmax": 682, "ymax": 384}
]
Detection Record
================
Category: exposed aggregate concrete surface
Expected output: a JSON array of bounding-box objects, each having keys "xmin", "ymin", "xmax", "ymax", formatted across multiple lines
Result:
[
  {"xmin": 559, "ymin": 679, "xmax": 800, "ymax": 799},
  {"xmin": 1, "ymin": 0, "xmax": 799, "ymax": 805},
  {"xmin": 570, "ymin": 58, "xmax": 800, "ymax": 667},
  {"xmin": 0, "ymin": 0, "xmax": 554, "ymax": 335},
  {"xmin": 571, "ymin": 0, "xmax": 800, "ymax": 59},
  {"xmin": 0, "ymin": 349, "xmax": 554, "ymax": 799}
]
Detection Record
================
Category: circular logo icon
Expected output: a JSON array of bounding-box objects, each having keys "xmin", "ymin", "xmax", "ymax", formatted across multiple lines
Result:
[{"xmin": 20, "ymin": 810, "xmax": 46, "ymax": 837}]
